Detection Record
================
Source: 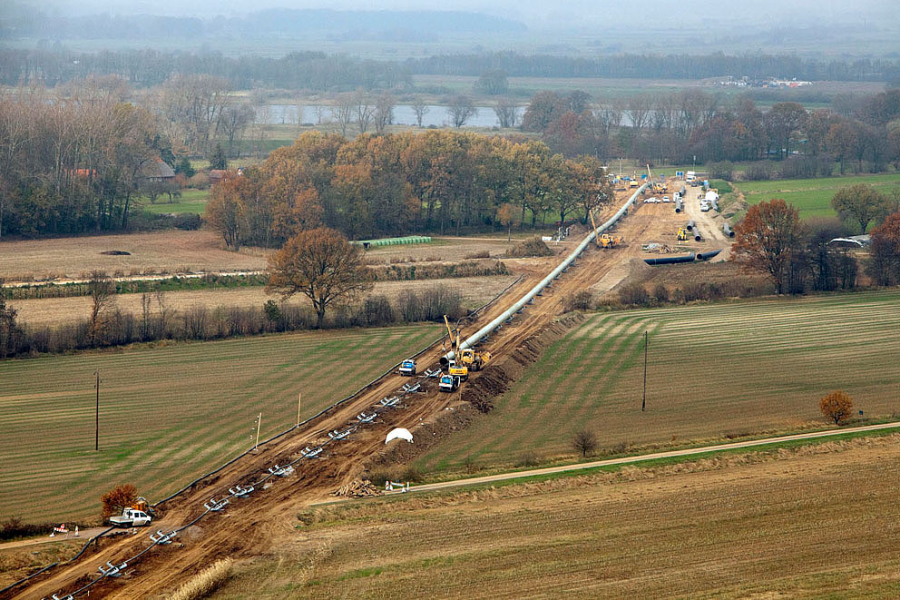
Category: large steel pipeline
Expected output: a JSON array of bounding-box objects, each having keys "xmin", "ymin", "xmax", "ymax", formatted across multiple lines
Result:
[
  {"xmin": 723, "ymin": 223, "xmax": 734, "ymax": 237},
  {"xmin": 697, "ymin": 249, "xmax": 722, "ymax": 261},
  {"xmin": 644, "ymin": 253, "xmax": 696, "ymax": 265},
  {"xmin": 686, "ymin": 219, "xmax": 696, "ymax": 231},
  {"xmin": 440, "ymin": 183, "xmax": 648, "ymax": 368},
  {"xmin": 675, "ymin": 198, "xmax": 683, "ymax": 213}
]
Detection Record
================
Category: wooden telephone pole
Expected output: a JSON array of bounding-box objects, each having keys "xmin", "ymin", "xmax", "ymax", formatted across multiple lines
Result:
[
  {"xmin": 641, "ymin": 331, "xmax": 648, "ymax": 412},
  {"xmin": 94, "ymin": 369, "xmax": 101, "ymax": 451}
]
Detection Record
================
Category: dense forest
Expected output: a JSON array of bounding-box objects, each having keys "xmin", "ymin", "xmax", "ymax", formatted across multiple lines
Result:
[
  {"xmin": 205, "ymin": 130, "xmax": 611, "ymax": 247},
  {"xmin": 1, "ymin": 48, "xmax": 898, "ymax": 90}
]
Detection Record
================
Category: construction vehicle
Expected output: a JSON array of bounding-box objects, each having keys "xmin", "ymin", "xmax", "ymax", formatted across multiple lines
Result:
[
  {"xmin": 398, "ymin": 359, "xmax": 417, "ymax": 376},
  {"xmin": 443, "ymin": 315, "xmax": 460, "ymax": 351},
  {"xmin": 459, "ymin": 348, "xmax": 491, "ymax": 371},
  {"xmin": 447, "ymin": 360, "xmax": 469, "ymax": 381},
  {"xmin": 599, "ymin": 233, "xmax": 623, "ymax": 248},
  {"xmin": 108, "ymin": 508, "xmax": 152, "ymax": 528},
  {"xmin": 439, "ymin": 374, "xmax": 460, "ymax": 392},
  {"xmin": 130, "ymin": 497, "xmax": 156, "ymax": 516},
  {"xmin": 677, "ymin": 228, "xmax": 689, "ymax": 241}
]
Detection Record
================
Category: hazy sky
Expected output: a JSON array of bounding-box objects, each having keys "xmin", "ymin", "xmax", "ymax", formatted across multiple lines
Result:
[{"xmin": 23, "ymin": 0, "xmax": 900, "ymax": 30}]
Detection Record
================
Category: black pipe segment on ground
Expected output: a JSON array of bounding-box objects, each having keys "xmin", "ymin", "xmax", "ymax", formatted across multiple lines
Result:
[
  {"xmin": 686, "ymin": 219, "xmax": 695, "ymax": 231},
  {"xmin": 723, "ymin": 223, "xmax": 734, "ymax": 237},
  {"xmin": 644, "ymin": 253, "xmax": 696, "ymax": 265},
  {"xmin": 697, "ymin": 249, "xmax": 722, "ymax": 261},
  {"xmin": 675, "ymin": 199, "xmax": 682, "ymax": 213}
]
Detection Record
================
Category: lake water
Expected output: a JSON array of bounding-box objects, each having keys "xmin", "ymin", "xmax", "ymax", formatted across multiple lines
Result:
[{"xmin": 264, "ymin": 104, "xmax": 524, "ymax": 129}]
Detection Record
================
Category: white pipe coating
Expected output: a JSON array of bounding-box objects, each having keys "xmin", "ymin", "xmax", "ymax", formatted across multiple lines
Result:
[{"xmin": 442, "ymin": 183, "xmax": 648, "ymax": 365}]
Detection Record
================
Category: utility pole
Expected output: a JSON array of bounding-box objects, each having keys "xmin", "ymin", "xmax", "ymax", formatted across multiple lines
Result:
[
  {"xmin": 297, "ymin": 392, "xmax": 302, "ymax": 427},
  {"xmin": 641, "ymin": 331, "xmax": 648, "ymax": 412},
  {"xmin": 255, "ymin": 413, "xmax": 262, "ymax": 451},
  {"xmin": 94, "ymin": 369, "xmax": 100, "ymax": 451}
]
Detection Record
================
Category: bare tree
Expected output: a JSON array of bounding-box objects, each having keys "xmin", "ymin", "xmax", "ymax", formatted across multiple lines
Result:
[
  {"xmin": 159, "ymin": 74, "xmax": 232, "ymax": 154},
  {"xmin": 625, "ymin": 94, "xmax": 652, "ymax": 131},
  {"xmin": 217, "ymin": 104, "xmax": 255, "ymax": 158},
  {"xmin": 354, "ymin": 90, "xmax": 375, "ymax": 134},
  {"xmin": 411, "ymin": 96, "xmax": 429, "ymax": 127},
  {"xmin": 374, "ymin": 92, "xmax": 396, "ymax": 134},
  {"xmin": 572, "ymin": 430, "xmax": 598, "ymax": 458},
  {"xmin": 331, "ymin": 93, "xmax": 354, "ymax": 137},
  {"xmin": 253, "ymin": 103, "xmax": 271, "ymax": 159},
  {"xmin": 88, "ymin": 271, "xmax": 116, "ymax": 345},
  {"xmin": 314, "ymin": 105, "xmax": 329, "ymax": 125},
  {"xmin": 493, "ymin": 97, "xmax": 520, "ymax": 129},
  {"xmin": 447, "ymin": 95, "xmax": 477, "ymax": 128}
]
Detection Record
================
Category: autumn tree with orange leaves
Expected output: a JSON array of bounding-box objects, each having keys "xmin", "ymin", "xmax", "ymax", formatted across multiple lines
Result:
[
  {"xmin": 819, "ymin": 390, "xmax": 854, "ymax": 425},
  {"xmin": 266, "ymin": 228, "xmax": 372, "ymax": 328},
  {"xmin": 101, "ymin": 483, "xmax": 138, "ymax": 519},
  {"xmin": 732, "ymin": 199, "xmax": 802, "ymax": 294},
  {"xmin": 868, "ymin": 210, "xmax": 900, "ymax": 286}
]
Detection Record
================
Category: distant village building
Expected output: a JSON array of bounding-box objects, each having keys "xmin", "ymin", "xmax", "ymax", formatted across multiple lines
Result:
[
  {"xmin": 141, "ymin": 159, "xmax": 176, "ymax": 182},
  {"xmin": 209, "ymin": 168, "xmax": 244, "ymax": 186}
]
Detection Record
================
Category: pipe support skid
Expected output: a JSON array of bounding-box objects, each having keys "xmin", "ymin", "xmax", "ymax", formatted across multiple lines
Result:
[{"xmin": 441, "ymin": 183, "xmax": 648, "ymax": 367}]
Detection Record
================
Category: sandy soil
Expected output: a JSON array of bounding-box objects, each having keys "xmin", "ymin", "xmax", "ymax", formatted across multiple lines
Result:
[{"xmin": 11, "ymin": 276, "xmax": 519, "ymax": 327}]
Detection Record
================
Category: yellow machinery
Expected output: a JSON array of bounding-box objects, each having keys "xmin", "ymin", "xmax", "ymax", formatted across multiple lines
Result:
[
  {"xmin": 448, "ymin": 361, "xmax": 469, "ymax": 380},
  {"xmin": 443, "ymin": 315, "xmax": 468, "ymax": 379},
  {"xmin": 647, "ymin": 164, "xmax": 667, "ymax": 194},
  {"xmin": 460, "ymin": 348, "xmax": 491, "ymax": 371},
  {"xmin": 677, "ymin": 228, "xmax": 689, "ymax": 241},
  {"xmin": 443, "ymin": 315, "xmax": 459, "ymax": 350},
  {"xmin": 599, "ymin": 233, "xmax": 623, "ymax": 248}
]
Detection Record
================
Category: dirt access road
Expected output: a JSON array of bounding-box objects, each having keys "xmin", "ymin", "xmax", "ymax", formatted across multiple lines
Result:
[
  {"xmin": 387, "ymin": 421, "xmax": 900, "ymax": 496},
  {"xmin": 14, "ymin": 193, "xmax": 688, "ymax": 599}
]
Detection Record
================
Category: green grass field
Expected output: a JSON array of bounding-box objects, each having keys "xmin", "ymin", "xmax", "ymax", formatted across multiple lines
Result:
[
  {"xmin": 736, "ymin": 173, "xmax": 900, "ymax": 222},
  {"xmin": 141, "ymin": 189, "xmax": 210, "ymax": 215},
  {"xmin": 0, "ymin": 324, "xmax": 441, "ymax": 523},
  {"xmin": 418, "ymin": 290, "xmax": 900, "ymax": 474}
]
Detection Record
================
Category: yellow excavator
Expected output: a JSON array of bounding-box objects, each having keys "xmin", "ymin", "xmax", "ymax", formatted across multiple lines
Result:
[
  {"xmin": 599, "ymin": 233, "xmax": 623, "ymax": 248},
  {"xmin": 443, "ymin": 316, "xmax": 469, "ymax": 380},
  {"xmin": 648, "ymin": 164, "xmax": 667, "ymax": 194},
  {"xmin": 442, "ymin": 315, "xmax": 492, "ymax": 377}
]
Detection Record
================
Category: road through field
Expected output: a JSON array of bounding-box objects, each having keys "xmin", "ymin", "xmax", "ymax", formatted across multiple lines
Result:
[
  {"xmin": 11, "ymin": 188, "xmax": 712, "ymax": 599},
  {"xmin": 390, "ymin": 421, "xmax": 900, "ymax": 496}
]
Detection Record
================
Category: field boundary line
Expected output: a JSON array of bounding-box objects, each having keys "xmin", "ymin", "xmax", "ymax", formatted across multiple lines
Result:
[{"xmin": 389, "ymin": 421, "xmax": 900, "ymax": 496}]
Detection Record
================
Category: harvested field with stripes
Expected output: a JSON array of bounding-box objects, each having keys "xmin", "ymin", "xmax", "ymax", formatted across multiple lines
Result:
[
  {"xmin": 0, "ymin": 324, "xmax": 441, "ymax": 523},
  {"xmin": 218, "ymin": 434, "xmax": 900, "ymax": 598},
  {"xmin": 419, "ymin": 289, "xmax": 900, "ymax": 473}
]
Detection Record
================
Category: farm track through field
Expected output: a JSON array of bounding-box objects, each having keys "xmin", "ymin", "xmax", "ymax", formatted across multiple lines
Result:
[{"xmin": 9, "ymin": 194, "xmax": 709, "ymax": 598}]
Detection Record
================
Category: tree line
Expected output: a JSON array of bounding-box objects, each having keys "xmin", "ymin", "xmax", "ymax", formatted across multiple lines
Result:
[
  {"xmin": 0, "ymin": 280, "xmax": 465, "ymax": 360},
  {"xmin": 408, "ymin": 51, "xmax": 900, "ymax": 83},
  {"xmin": 205, "ymin": 130, "xmax": 612, "ymax": 248},
  {"xmin": 520, "ymin": 88, "xmax": 900, "ymax": 171},
  {"xmin": 0, "ymin": 48, "xmax": 413, "ymax": 91},
  {"xmin": 0, "ymin": 80, "xmax": 172, "ymax": 238},
  {"xmin": 3, "ymin": 48, "xmax": 899, "ymax": 92},
  {"xmin": 732, "ymin": 198, "xmax": 900, "ymax": 294}
]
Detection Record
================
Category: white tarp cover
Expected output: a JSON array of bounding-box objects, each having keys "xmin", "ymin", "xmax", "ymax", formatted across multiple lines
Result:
[
  {"xmin": 705, "ymin": 190, "xmax": 719, "ymax": 202},
  {"xmin": 385, "ymin": 428, "xmax": 414, "ymax": 444}
]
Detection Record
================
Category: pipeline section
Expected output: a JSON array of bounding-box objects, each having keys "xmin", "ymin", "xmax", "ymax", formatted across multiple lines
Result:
[{"xmin": 441, "ymin": 183, "xmax": 648, "ymax": 367}]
